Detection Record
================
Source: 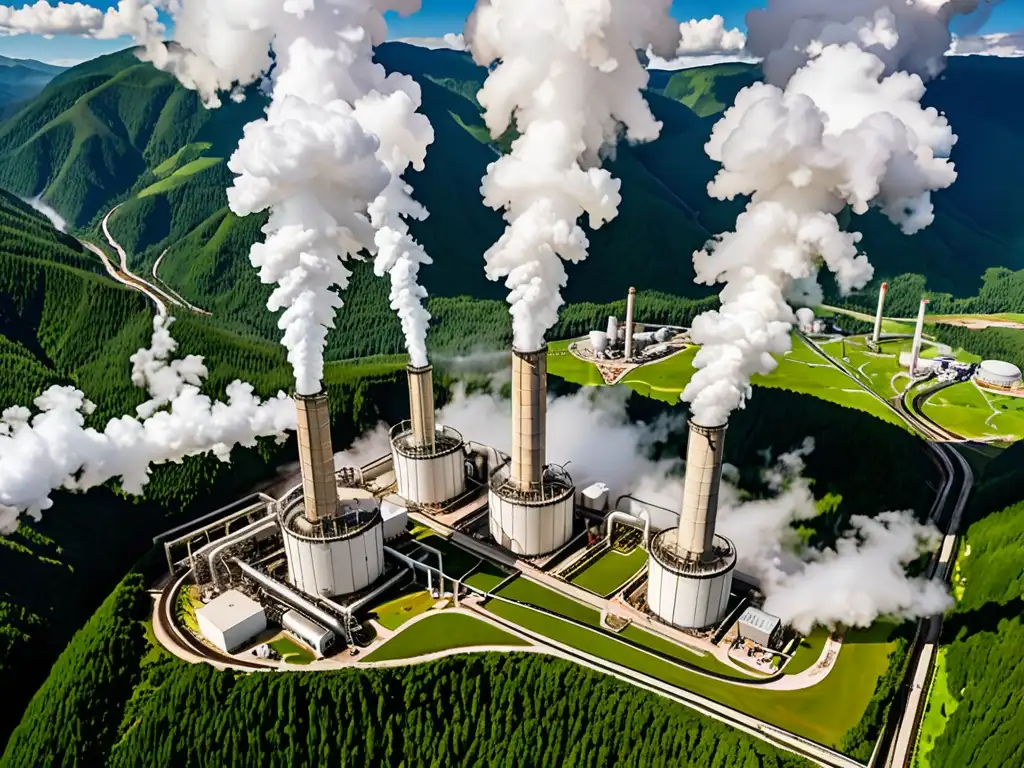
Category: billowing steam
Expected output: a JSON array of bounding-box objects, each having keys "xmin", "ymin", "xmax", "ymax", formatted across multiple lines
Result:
[
  {"xmin": 465, "ymin": 0, "xmax": 680, "ymax": 353},
  {"xmin": 682, "ymin": 0, "xmax": 989, "ymax": 428},
  {"xmin": 0, "ymin": 316, "xmax": 294, "ymax": 534}
]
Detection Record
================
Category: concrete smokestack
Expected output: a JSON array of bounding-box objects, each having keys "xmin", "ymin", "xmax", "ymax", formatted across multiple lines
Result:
[
  {"xmin": 624, "ymin": 287, "xmax": 636, "ymax": 360},
  {"xmin": 294, "ymin": 390, "xmax": 338, "ymax": 523},
  {"xmin": 406, "ymin": 364, "xmax": 435, "ymax": 450},
  {"xmin": 511, "ymin": 346, "xmax": 547, "ymax": 489},
  {"xmin": 910, "ymin": 298, "xmax": 929, "ymax": 376},
  {"xmin": 872, "ymin": 281, "xmax": 888, "ymax": 345},
  {"xmin": 677, "ymin": 420, "xmax": 726, "ymax": 562}
]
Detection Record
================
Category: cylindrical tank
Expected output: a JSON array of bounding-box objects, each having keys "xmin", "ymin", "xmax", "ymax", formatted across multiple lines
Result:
[
  {"xmin": 281, "ymin": 499, "xmax": 384, "ymax": 597},
  {"xmin": 391, "ymin": 423, "xmax": 467, "ymax": 505},
  {"xmin": 589, "ymin": 331, "xmax": 609, "ymax": 355},
  {"xmin": 488, "ymin": 463, "xmax": 575, "ymax": 556},
  {"xmin": 606, "ymin": 316, "xmax": 619, "ymax": 342},
  {"xmin": 976, "ymin": 360, "xmax": 1022, "ymax": 388},
  {"xmin": 647, "ymin": 528, "xmax": 735, "ymax": 629}
]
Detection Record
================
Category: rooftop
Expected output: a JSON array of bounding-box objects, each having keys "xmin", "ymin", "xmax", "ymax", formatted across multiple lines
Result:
[
  {"xmin": 196, "ymin": 589, "xmax": 264, "ymax": 631},
  {"xmin": 738, "ymin": 606, "xmax": 782, "ymax": 634}
]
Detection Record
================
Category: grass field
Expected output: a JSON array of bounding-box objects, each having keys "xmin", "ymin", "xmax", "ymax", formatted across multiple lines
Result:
[
  {"xmin": 361, "ymin": 612, "xmax": 528, "ymax": 662},
  {"xmin": 785, "ymin": 627, "xmax": 830, "ymax": 675},
  {"xmin": 463, "ymin": 560, "xmax": 512, "ymax": 593},
  {"xmin": 486, "ymin": 577, "xmax": 897, "ymax": 748},
  {"xmin": 138, "ymin": 156, "xmax": 222, "ymax": 198},
  {"xmin": 920, "ymin": 381, "xmax": 1024, "ymax": 441},
  {"xmin": 373, "ymin": 590, "xmax": 437, "ymax": 631},
  {"xmin": 570, "ymin": 546, "xmax": 648, "ymax": 596},
  {"xmin": 912, "ymin": 647, "xmax": 958, "ymax": 768},
  {"xmin": 270, "ymin": 636, "xmax": 315, "ymax": 665},
  {"xmin": 407, "ymin": 526, "xmax": 484, "ymax": 581}
]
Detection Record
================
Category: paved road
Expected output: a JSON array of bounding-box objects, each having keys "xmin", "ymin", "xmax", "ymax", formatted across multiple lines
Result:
[{"xmin": 152, "ymin": 248, "xmax": 212, "ymax": 315}]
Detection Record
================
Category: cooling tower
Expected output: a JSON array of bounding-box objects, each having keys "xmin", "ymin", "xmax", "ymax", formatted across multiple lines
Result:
[
  {"xmin": 872, "ymin": 282, "xmax": 888, "ymax": 345},
  {"xmin": 910, "ymin": 298, "xmax": 929, "ymax": 376},
  {"xmin": 390, "ymin": 364, "xmax": 467, "ymax": 506},
  {"xmin": 624, "ymin": 287, "xmax": 636, "ymax": 360},
  {"xmin": 488, "ymin": 346, "xmax": 575, "ymax": 556},
  {"xmin": 647, "ymin": 421, "xmax": 736, "ymax": 630},
  {"xmin": 295, "ymin": 391, "xmax": 339, "ymax": 522}
]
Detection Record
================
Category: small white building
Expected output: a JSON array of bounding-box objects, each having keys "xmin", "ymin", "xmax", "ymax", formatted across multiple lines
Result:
[
  {"xmin": 737, "ymin": 606, "xmax": 784, "ymax": 649},
  {"xmin": 196, "ymin": 589, "xmax": 267, "ymax": 654},
  {"xmin": 975, "ymin": 360, "xmax": 1022, "ymax": 389}
]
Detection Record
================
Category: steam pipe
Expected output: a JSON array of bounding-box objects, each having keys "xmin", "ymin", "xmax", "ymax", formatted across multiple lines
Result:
[
  {"xmin": 203, "ymin": 516, "xmax": 280, "ymax": 592},
  {"xmin": 294, "ymin": 389, "xmax": 338, "ymax": 523},
  {"xmin": 604, "ymin": 508, "xmax": 651, "ymax": 549},
  {"xmin": 872, "ymin": 282, "xmax": 888, "ymax": 345},
  {"xmin": 406, "ymin": 364, "xmax": 436, "ymax": 450},
  {"xmin": 677, "ymin": 420, "xmax": 727, "ymax": 562},
  {"xmin": 624, "ymin": 287, "xmax": 636, "ymax": 360},
  {"xmin": 910, "ymin": 298, "xmax": 929, "ymax": 376},
  {"xmin": 511, "ymin": 345, "xmax": 547, "ymax": 489},
  {"xmin": 232, "ymin": 558, "xmax": 348, "ymax": 639}
]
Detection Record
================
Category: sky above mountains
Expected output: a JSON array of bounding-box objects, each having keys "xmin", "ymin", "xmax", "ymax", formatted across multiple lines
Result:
[{"xmin": 0, "ymin": 0, "xmax": 1020, "ymax": 66}]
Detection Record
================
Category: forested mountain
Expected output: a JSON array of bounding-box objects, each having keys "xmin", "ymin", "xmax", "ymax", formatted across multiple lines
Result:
[
  {"xmin": 0, "ymin": 45, "xmax": 1021, "ymax": 365},
  {"xmin": 0, "ymin": 56, "xmax": 63, "ymax": 118}
]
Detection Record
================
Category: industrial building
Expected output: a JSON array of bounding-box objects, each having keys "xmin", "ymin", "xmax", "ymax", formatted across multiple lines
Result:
[
  {"xmin": 195, "ymin": 589, "xmax": 267, "ymax": 653},
  {"xmin": 974, "ymin": 359, "xmax": 1022, "ymax": 389},
  {"xmin": 581, "ymin": 287, "xmax": 683, "ymax": 363},
  {"xmin": 737, "ymin": 606, "xmax": 784, "ymax": 649}
]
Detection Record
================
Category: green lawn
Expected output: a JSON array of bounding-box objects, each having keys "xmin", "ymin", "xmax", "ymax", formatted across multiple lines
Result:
[
  {"xmin": 570, "ymin": 546, "xmax": 648, "ymax": 596},
  {"xmin": 912, "ymin": 647, "xmax": 958, "ymax": 768},
  {"xmin": 361, "ymin": 612, "xmax": 528, "ymax": 662},
  {"xmin": 547, "ymin": 339, "xmax": 610, "ymax": 387},
  {"xmin": 270, "ymin": 636, "xmax": 315, "ymax": 665},
  {"xmin": 921, "ymin": 382, "xmax": 1024, "ymax": 442},
  {"xmin": 407, "ymin": 528, "xmax": 483, "ymax": 581},
  {"xmin": 463, "ymin": 560, "xmax": 512, "ymax": 593},
  {"xmin": 785, "ymin": 627, "xmax": 830, "ymax": 675},
  {"xmin": 487, "ymin": 577, "xmax": 898, "ymax": 749},
  {"xmin": 138, "ymin": 156, "xmax": 222, "ymax": 198},
  {"xmin": 373, "ymin": 590, "xmax": 437, "ymax": 631}
]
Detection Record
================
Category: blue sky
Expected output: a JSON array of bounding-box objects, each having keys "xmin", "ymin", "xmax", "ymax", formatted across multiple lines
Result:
[{"xmin": 0, "ymin": 0, "xmax": 1020, "ymax": 66}]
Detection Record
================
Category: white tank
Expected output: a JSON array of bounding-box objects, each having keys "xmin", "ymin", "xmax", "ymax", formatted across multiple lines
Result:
[
  {"xmin": 391, "ymin": 423, "xmax": 467, "ymax": 506},
  {"xmin": 647, "ymin": 529, "xmax": 735, "ymax": 630},
  {"xmin": 488, "ymin": 490, "xmax": 574, "ymax": 556},
  {"xmin": 589, "ymin": 331, "xmax": 609, "ymax": 354},
  {"xmin": 281, "ymin": 499, "xmax": 384, "ymax": 598}
]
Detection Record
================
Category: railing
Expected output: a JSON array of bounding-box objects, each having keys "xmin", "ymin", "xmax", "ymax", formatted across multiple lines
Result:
[
  {"xmin": 651, "ymin": 531, "xmax": 735, "ymax": 576},
  {"xmin": 389, "ymin": 420, "xmax": 464, "ymax": 458},
  {"xmin": 488, "ymin": 459, "xmax": 574, "ymax": 503}
]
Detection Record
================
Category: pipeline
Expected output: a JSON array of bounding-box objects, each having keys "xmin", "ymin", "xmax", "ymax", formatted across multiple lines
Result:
[
  {"xmin": 604, "ymin": 508, "xmax": 651, "ymax": 549},
  {"xmin": 203, "ymin": 517, "xmax": 280, "ymax": 592}
]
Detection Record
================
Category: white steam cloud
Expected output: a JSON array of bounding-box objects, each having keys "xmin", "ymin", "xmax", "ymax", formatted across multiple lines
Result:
[
  {"xmin": 23, "ymin": 196, "xmax": 67, "ymax": 232},
  {"xmin": 0, "ymin": 316, "xmax": 295, "ymax": 534},
  {"xmin": 343, "ymin": 383, "xmax": 949, "ymax": 631},
  {"xmin": 465, "ymin": 0, "xmax": 680, "ymax": 352},
  {"xmin": 681, "ymin": 0, "xmax": 987, "ymax": 428}
]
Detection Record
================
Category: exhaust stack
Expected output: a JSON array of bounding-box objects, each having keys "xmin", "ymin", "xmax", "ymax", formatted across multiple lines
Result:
[
  {"xmin": 872, "ymin": 282, "xmax": 888, "ymax": 345},
  {"xmin": 406, "ymin": 364, "xmax": 435, "ymax": 450},
  {"xmin": 511, "ymin": 346, "xmax": 547, "ymax": 489},
  {"xmin": 294, "ymin": 391, "xmax": 338, "ymax": 523},
  {"xmin": 910, "ymin": 298, "xmax": 929, "ymax": 376},
  {"xmin": 677, "ymin": 420, "xmax": 727, "ymax": 562},
  {"xmin": 624, "ymin": 287, "xmax": 636, "ymax": 360}
]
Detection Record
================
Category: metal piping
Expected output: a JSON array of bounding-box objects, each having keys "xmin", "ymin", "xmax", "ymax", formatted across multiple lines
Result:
[
  {"xmin": 202, "ymin": 516, "xmax": 280, "ymax": 592},
  {"xmin": 232, "ymin": 558, "xmax": 349, "ymax": 639},
  {"xmin": 295, "ymin": 390, "xmax": 338, "ymax": 523},
  {"xmin": 871, "ymin": 282, "xmax": 888, "ymax": 345},
  {"xmin": 511, "ymin": 346, "xmax": 547, "ymax": 489},
  {"xmin": 910, "ymin": 298, "xmax": 929, "ymax": 376},
  {"xmin": 624, "ymin": 287, "xmax": 636, "ymax": 360},
  {"xmin": 677, "ymin": 420, "xmax": 727, "ymax": 562},
  {"xmin": 406, "ymin": 364, "xmax": 436, "ymax": 450},
  {"xmin": 604, "ymin": 508, "xmax": 651, "ymax": 549}
]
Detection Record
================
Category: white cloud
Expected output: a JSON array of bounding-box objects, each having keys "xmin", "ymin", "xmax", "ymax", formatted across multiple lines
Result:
[
  {"xmin": 0, "ymin": 1, "xmax": 163, "ymax": 41},
  {"xmin": 646, "ymin": 15, "xmax": 756, "ymax": 71},
  {"xmin": 949, "ymin": 31, "xmax": 1024, "ymax": 57},
  {"xmin": 396, "ymin": 32, "xmax": 466, "ymax": 51}
]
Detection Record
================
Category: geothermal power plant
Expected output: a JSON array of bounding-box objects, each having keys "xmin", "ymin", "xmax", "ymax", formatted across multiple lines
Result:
[{"xmin": 158, "ymin": 305, "xmax": 759, "ymax": 664}]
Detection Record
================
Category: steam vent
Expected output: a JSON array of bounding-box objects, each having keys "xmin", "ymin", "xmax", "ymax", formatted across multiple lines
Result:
[
  {"xmin": 281, "ymin": 390, "xmax": 384, "ymax": 597},
  {"xmin": 488, "ymin": 346, "xmax": 575, "ymax": 556},
  {"xmin": 390, "ymin": 364, "xmax": 467, "ymax": 506},
  {"xmin": 647, "ymin": 421, "xmax": 737, "ymax": 629}
]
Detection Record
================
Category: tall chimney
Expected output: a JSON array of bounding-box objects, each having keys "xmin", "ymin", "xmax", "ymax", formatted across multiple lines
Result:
[
  {"xmin": 624, "ymin": 287, "xmax": 636, "ymax": 360},
  {"xmin": 511, "ymin": 346, "xmax": 547, "ymax": 490},
  {"xmin": 872, "ymin": 281, "xmax": 888, "ymax": 345},
  {"xmin": 910, "ymin": 298, "xmax": 929, "ymax": 376},
  {"xmin": 295, "ymin": 390, "xmax": 338, "ymax": 523},
  {"xmin": 678, "ymin": 421, "xmax": 727, "ymax": 562},
  {"xmin": 407, "ymin": 364, "xmax": 436, "ymax": 450}
]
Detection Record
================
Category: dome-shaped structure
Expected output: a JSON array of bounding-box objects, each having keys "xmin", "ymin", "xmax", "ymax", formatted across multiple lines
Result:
[{"xmin": 976, "ymin": 360, "xmax": 1022, "ymax": 388}]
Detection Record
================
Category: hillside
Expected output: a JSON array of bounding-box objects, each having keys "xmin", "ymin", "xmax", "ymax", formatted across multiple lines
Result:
[
  {"xmin": 0, "ymin": 56, "xmax": 63, "ymax": 119},
  {"xmin": 1, "ymin": 46, "xmax": 1021, "ymax": 364}
]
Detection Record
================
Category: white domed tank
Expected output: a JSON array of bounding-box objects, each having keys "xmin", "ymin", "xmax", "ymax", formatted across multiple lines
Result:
[
  {"xmin": 975, "ymin": 360, "xmax": 1022, "ymax": 388},
  {"xmin": 589, "ymin": 331, "xmax": 609, "ymax": 355}
]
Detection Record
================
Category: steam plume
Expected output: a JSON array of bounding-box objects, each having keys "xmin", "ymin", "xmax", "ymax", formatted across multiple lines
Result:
[
  {"xmin": 465, "ymin": 0, "xmax": 680, "ymax": 352},
  {"xmin": 682, "ymin": 0, "xmax": 989, "ymax": 427},
  {"xmin": 0, "ymin": 318, "xmax": 294, "ymax": 534}
]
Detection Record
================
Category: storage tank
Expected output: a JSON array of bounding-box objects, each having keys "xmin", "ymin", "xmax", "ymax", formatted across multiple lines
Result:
[
  {"xmin": 975, "ymin": 360, "xmax": 1022, "ymax": 388},
  {"xmin": 488, "ymin": 346, "xmax": 575, "ymax": 556},
  {"xmin": 646, "ymin": 421, "xmax": 736, "ymax": 629},
  {"xmin": 391, "ymin": 364, "xmax": 467, "ymax": 506},
  {"xmin": 281, "ymin": 609, "xmax": 335, "ymax": 658}
]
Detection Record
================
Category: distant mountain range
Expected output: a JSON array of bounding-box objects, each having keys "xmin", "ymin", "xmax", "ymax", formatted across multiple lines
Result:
[
  {"xmin": 0, "ymin": 55, "xmax": 65, "ymax": 118},
  {"xmin": 0, "ymin": 44, "xmax": 1021, "ymax": 352}
]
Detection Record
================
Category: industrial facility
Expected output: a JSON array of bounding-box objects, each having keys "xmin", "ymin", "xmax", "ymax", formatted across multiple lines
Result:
[
  {"xmin": 574, "ymin": 286, "xmax": 687, "ymax": 365},
  {"xmin": 155, "ymin": 324, "xmax": 796, "ymax": 671},
  {"xmin": 974, "ymin": 359, "xmax": 1022, "ymax": 391}
]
